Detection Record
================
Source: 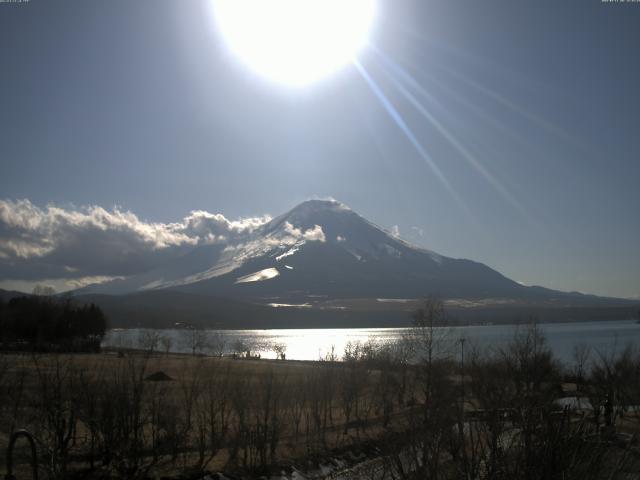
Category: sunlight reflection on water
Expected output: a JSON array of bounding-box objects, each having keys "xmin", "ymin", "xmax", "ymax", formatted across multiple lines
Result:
[{"xmin": 102, "ymin": 320, "xmax": 640, "ymax": 363}]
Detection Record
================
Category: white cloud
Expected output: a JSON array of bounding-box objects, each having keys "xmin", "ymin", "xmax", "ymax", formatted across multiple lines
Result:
[
  {"xmin": 302, "ymin": 224, "xmax": 326, "ymax": 242},
  {"xmin": 410, "ymin": 226, "xmax": 424, "ymax": 237},
  {"xmin": 180, "ymin": 210, "xmax": 270, "ymax": 244},
  {"xmin": 0, "ymin": 199, "xmax": 196, "ymax": 260},
  {"xmin": 0, "ymin": 199, "xmax": 271, "ymax": 286},
  {"xmin": 283, "ymin": 222, "xmax": 326, "ymax": 242},
  {"xmin": 390, "ymin": 225, "xmax": 401, "ymax": 238},
  {"xmin": 66, "ymin": 275, "xmax": 126, "ymax": 289},
  {"xmin": 0, "ymin": 199, "xmax": 331, "ymax": 292},
  {"xmin": 0, "ymin": 276, "xmax": 123, "ymax": 294}
]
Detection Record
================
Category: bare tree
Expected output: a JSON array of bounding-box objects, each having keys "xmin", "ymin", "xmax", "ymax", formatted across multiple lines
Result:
[
  {"xmin": 589, "ymin": 343, "xmax": 638, "ymax": 432},
  {"xmin": 469, "ymin": 347, "xmax": 514, "ymax": 478},
  {"xmin": 160, "ymin": 335, "xmax": 173, "ymax": 356},
  {"xmin": 572, "ymin": 343, "xmax": 591, "ymax": 384},
  {"xmin": 175, "ymin": 359, "xmax": 204, "ymax": 468},
  {"xmin": 287, "ymin": 375, "xmax": 307, "ymax": 444},
  {"xmin": 273, "ymin": 342, "xmax": 287, "ymax": 360},
  {"xmin": 404, "ymin": 298, "xmax": 457, "ymax": 480},
  {"xmin": 181, "ymin": 328, "xmax": 209, "ymax": 356},
  {"xmin": 32, "ymin": 355, "xmax": 80, "ymax": 478},
  {"xmin": 137, "ymin": 330, "xmax": 160, "ymax": 354},
  {"xmin": 32, "ymin": 284, "xmax": 56, "ymax": 296},
  {"xmin": 199, "ymin": 363, "xmax": 233, "ymax": 466},
  {"xmin": 500, "ymin": 323, "xmax": 562, "ymax": 478},
  {"xmin": 207, "ymin": 332, "xmax": 227, "ymax": 357}
]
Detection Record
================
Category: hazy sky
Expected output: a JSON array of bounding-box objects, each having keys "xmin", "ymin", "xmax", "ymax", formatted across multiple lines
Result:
[{"xmin": 1, "ymin": 0, "xmax": 639, "ymax": 298}]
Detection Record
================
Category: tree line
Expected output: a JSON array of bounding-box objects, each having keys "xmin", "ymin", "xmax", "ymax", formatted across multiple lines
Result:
[{"xmin": 0, "ymin": 295, "xmax": 107, "ymax": 352}]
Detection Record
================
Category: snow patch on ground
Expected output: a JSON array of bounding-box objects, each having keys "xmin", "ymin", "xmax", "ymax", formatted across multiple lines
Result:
[
  {"xmin": 276, "ymin": 245, "xmax": 301, "ymax": 261},
  {"xmin": 267, "ymin": 303, "xmax": 312, "ymax": 308},
  {"xmin": 345, "ymin": 249, "xmax": 363, "ymax": 261},
  {"xmin": 235, "ymin": 267, "xmax": 279, "ymax": 284},
  {"xmin": 140, "ymin": 279, "xmax": 167, "ymax": 290}
]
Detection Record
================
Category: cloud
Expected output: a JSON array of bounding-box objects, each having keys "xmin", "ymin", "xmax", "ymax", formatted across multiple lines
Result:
[
  {"xmin": 0, "ymin": 199, "xmax": 328, "ymax": 293},
  {"xmin": 0, "ymin": 199, "xmax": 196, "ymax": 259},
  {"xmin": 227, "ymin": 222, "xmax": 326, "ymax": 262},
  {"xmin": 410, "ymin": 226, "xmax": 424, "ymax": 237},
  {"xmin": 0, "ymin": 276, "xmax": 123, "ymax": 295},
  {"xmin": 0, "ymin": 199, "xmax": 271, "ymax": 289},
  {"xmin": 180, "ymin": 210, "xmax": 270, "ymax": 244},
  {"xmin": 390, "ymin": 225, "xmax": 401, "ymax": 238},
  {"xmin": 283, "ymin": 222, "xmax": 326, "ymax": 243}
]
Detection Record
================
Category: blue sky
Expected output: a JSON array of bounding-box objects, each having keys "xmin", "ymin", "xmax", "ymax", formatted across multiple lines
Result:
[{"xmin": 1, "ymin": 0, "xmax": 639, "ymax": 298}]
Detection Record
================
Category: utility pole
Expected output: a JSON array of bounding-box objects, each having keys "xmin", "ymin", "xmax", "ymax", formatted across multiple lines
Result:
[
  {"xmin": 459, "ymin": 336, "xmax": 469, "ymax": 479},
  {"xmin": 460, "ymin": 337, "xmax": 466, "ymax": 408}
]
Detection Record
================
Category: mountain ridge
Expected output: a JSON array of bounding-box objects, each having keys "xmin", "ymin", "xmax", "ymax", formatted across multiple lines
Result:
[{"xmin": 75, "ymin": 199, "xmax": 624, "ymax": 305}]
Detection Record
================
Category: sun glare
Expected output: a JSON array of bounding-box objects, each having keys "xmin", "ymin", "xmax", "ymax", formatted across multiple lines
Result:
[{"xmin": 213, "ymin": 0, "xmax": 377, "ymax": 86}]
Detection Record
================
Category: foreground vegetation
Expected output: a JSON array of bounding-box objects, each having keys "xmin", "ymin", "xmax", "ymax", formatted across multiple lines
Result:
[{"xmin": 1, "ymin": 301, "xmax": 640, "ymax": 479}]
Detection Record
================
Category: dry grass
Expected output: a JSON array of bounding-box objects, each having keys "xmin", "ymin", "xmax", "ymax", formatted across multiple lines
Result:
[
  {"xmin": 3, "ymin": 339, "xmax": 640, "ymax": 479},
  {"xmin": 0, "ymin": 351, "xmax": 401, "ymax": 478}
]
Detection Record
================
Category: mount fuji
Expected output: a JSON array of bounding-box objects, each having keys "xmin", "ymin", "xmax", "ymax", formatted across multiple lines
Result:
[
  {"xmin": 72, "ymin": 200, "xmax": 635, "ymax": 328},
  {"xmin": 79, "ymin": 200, "xmax": 527, "ymax": 298}
]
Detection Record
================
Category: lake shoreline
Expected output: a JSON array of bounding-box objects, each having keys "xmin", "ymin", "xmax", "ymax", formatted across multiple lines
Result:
[
  {"xmin": 103, "ymin": 319, "xmax": 640, "ymax": 364},
  {"xmin": 108, "ymin": 315, "xmax": 639, "ymax": 332}
]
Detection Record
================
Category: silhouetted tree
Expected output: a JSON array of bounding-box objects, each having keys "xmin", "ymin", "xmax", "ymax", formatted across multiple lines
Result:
[
  {"xmin": 32, "ymin": 284, "xmax": 56, "ymax": 297},
  {"xmin": 0, "ymin": 296, "xmax": 107, "ymax": 351}
]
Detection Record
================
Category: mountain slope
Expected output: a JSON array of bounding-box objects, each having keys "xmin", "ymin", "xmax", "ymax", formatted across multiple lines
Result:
[{"xmin": 77, "ymin": 200, "xmax": 618, "ymax": 305}]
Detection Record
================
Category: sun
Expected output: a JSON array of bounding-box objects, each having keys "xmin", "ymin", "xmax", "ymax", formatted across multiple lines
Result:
[{"xmin": 213, "ymin": 0, "xmax": 377, "ymax": 87}]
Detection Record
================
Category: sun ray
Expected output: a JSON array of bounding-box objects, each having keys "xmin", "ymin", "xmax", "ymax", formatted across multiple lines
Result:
[
  {"xmin": 370, "ymin": 46, "xmax": 528, "ymax": 146},
  {"xmin": 373, "ymin": 50, "xmax": 532, "ymax": 220},
  {"xmin": 434, "ymin": 63, "xmax": 590, "ymax": 153},
  {"xmin": 416, "ymin": 68, "xmax": 533, "ymax": 148},
  {"xmin": 353, "ymin": 59, "xmax": 471, "ymax": 216}
]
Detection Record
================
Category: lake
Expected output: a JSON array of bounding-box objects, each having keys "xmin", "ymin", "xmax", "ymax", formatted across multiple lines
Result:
[{"xmin": 102, "ymin": 319, "xmax": 640, "ymax": 364}]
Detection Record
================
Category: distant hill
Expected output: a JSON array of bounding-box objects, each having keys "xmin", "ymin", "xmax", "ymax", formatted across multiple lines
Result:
[
  {"xmin": 0, "ymin": 289, "xmax": 31, "ymax": 302},
  {"xmin": 0, "ymin": 288, "xmax": 637, "ymax": 329},
  {"xmin": 56, "ymin": 291, "xmax": 640, "ymax": 329}
]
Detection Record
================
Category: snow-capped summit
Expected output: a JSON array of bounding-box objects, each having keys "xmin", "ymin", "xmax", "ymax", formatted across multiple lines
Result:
[{"xmin": 264, "ymin": 199, "xmax": 440, "ymax": 264}]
